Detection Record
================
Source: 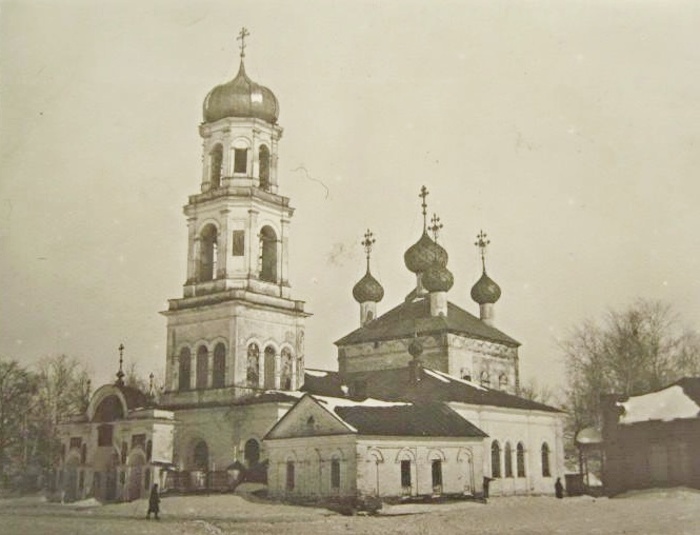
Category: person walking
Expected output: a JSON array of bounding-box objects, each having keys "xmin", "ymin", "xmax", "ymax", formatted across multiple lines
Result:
[
  {"xmin": 554, "ymin": 477, "xmax": 564, "ymax": 499},
  {"xmin": 146, "ymin": 483, "xmax": 160, "ymax": 519}
]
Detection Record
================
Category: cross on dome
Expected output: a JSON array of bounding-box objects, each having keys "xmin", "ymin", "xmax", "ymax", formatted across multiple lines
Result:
[
  {"xmin": 419, "ymin": 186, "xmax": 429, "ymax": 230},
  {"xmin": 475, "ymin": 230, "xmax": 490, "ymax": 273},
  {"xmin": 237, "ymin": 27, "xmax": 250, "ymax": 58},
  {"xmin": 361, "ymin": 229, "xmax": 376, "ymax": 265},
  {"xmin": 116, "ymin": 343, "xmax": 125, "ymax": 386},
  {"xmin": 429, "ymin": 213, "xmax": 443, "ymax": 242}
]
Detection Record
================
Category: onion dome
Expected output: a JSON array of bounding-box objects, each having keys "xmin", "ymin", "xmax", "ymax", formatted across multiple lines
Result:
[
  {"xmin": 408, "ymin": 338, "xmax": 424, "ymax": 358},
  {"xmin": 404, "ymin": 232, "xmax": 448, "ymax": 274},
  {"xmin": 203, "ymin": 60, "xmax": 279, "ymax": 124},
  {"xmin": 352, "ymin": 270, "xmax": 384, "ymax": 303},
  {"xmin": 423, "ymin": 263, "xmax": 454, "ymax": 293},
  {"xmin": 470, "ymin": 271, "xmax": 502, "ymax": 305}
]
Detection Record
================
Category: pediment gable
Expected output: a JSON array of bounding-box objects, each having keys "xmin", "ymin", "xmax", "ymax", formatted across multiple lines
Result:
[{"xmin": 265, "ymin": 395, "xmax": 355, "ymax": 440}]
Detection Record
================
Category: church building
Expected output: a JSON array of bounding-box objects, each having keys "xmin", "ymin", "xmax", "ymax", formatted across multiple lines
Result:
[{"xmin": 56, "ymin": 30, "xmax": 564, "ymax": 504}]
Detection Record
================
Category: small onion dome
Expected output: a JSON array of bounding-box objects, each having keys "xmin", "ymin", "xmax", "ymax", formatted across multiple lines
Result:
[
  {"xmin": 470, "ymin": 272, "xmax": 502, "ymax": 305},
  {"xmin": 423, "ymin": 263, "xmax": 454, "ymax": 293},
  {"xmin": 203, "ymin": 61, "xmax": 279, "ymax": 124},
  {"xmin": 352, "ymin": 270, "xmax": 384, "ymax": 303},
  {"xmin": 404, "ymin": 232, "xmax": 448, "ymax": 274},
  {"xmin": 408, "ymin": 338, "xmax": 424, "ymax": 358}
]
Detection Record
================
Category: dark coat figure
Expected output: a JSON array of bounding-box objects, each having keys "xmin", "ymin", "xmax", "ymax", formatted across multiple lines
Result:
[
  {"xmin": 146, "ymin": 484, "xmax": 160, "ymax": 519},
  {"xmin": 554, "ymin": 477, "xmax": 564, "ymax": 499},
  {"xmin": 482, "ymin": 476, "xmax": 493, "ymax": 501}
]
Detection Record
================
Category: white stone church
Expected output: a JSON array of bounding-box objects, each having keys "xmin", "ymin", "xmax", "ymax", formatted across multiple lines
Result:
[{"xmin": 57, "ymin": 34, "xmax": 564, "ymax": 504}]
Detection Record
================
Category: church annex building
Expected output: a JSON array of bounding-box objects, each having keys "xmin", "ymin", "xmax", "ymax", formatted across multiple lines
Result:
[{"xmin": 57, "ymin": 31, "xmax": 565, "ymax": 504}]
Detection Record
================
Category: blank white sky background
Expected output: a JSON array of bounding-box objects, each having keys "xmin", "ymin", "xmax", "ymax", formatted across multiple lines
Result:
[{"xmin": 1, "ymin": 0, "xmax": 699, "ymax": 389}]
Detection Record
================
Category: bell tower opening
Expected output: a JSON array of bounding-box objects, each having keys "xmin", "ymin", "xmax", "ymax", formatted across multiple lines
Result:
[
  {"xmin": 198, "ymin": 224, "xmax": 218, "ymax": 282},
  {"xmin": 259, "ymin": 226, "xmax": 277, "ymax": 282}
]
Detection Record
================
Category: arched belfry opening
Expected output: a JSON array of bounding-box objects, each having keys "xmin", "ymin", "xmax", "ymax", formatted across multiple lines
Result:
[
  {"xmin": 199, "ymin": 224, "xmax": 219, "ymax": 282},
  {"xmin": 258, "ymin": 145, "xmax": 270, "ymax": 190},
  {"xmin": 210, "ymin": 144, "xmax": 223, "ymax": 188},
  {"xmin": 259, "ymin": 226, "xmax": 277, "ymax": 282}
]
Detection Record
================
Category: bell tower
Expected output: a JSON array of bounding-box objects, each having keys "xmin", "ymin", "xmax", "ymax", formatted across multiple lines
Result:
[{"xmin": 161, "ymin": 30, "xmax": 308, "ymax": 405}]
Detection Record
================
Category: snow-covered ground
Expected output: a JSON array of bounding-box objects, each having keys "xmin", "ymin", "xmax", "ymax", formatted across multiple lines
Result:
[{"xmin": 0, "ymin": 487, "xmax": 698, "ymax": 534}]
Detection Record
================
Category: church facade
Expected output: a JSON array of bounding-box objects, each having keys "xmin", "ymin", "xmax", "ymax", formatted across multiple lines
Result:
[{"xmin": 56, "ymin": 32, "xmax": 564, "ymax": 504}]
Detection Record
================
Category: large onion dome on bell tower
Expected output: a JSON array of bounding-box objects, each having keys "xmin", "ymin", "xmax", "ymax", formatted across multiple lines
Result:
[{"xmin": 203, "ymin": 28, "xmax": 279, "ymax": 124}]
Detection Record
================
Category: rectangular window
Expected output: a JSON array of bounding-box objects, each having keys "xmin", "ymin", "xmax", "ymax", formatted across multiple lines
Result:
[
  {"xmin": 131, "ymin": 433, "xmax": 146, "ymax": 450},
  {"xmin": 331, "ymin": 459, "xmax": 340, "ymax": 490},
  {"xmin": 286, "ymin": 461, "xmax": 295, "ymax": 491},
  {"xmin": 400, "ymin": 460, "xmax": 411, "ymax": 489},
  {"xmin": 97, "ymin": 424, "xmax": 113, "ymax": 447},
  {"xmin": 234, "ymin": 148, "xmax": 248, "ymax": 173},
  {"xmin": 70, "ymin": 437, "xmax": 82, "ymax": 449},
  {"xmin": 232, "ymin": 230, "xmax": 245, "ymax": 256}
]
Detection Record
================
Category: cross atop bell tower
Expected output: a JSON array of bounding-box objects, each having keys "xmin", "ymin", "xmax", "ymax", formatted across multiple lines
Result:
[{"xmin": 237, "ymin": 27, "xmax": 250, "ymax": 58}]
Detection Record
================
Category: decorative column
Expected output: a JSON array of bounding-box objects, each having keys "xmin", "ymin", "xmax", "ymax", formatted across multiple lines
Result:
[{"xmin": 247, "ymin": 209, "xmax": 259, "ymax": 279}]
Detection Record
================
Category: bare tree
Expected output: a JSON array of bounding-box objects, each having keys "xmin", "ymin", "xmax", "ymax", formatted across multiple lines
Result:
[
  {"xmin": 29, "ymin": 355, "xmax": 91, "ymax": 483},
  {"xmin": 0, "ymin": 359, "xmax": 37, "ymax": 488},
  {"xmin": 561, "ymin": 299, "xmax": 700, "ymax": 432},
  {"xmin": 519, "ymin": 378, "xmax": 557, "ymax": 406}
]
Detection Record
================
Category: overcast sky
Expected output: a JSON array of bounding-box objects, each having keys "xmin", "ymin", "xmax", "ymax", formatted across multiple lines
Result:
[{"xmin": 2, "ymin": 0, "xmax": 699, "ymax": 390}]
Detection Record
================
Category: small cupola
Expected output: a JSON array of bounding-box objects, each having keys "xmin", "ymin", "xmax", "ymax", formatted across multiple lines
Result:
[
  {"xmin": 470, "ymin": 230, "xmax": 501, "ymax": 326},
  {"xmin": 203, "ymin": 28, "xmax": 279, "ymax": 125},
  {"xmin": 352, "ymin": 229, "xmax": 384, "ymax": 326}
]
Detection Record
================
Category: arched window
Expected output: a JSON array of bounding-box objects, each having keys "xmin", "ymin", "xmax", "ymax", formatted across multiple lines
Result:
[
  {"xmin": 331, "ymin": 458, "xmax": 340, "ymax": 490},
  {"xmin": 259, "ymin": 145, "xmax": 270, "ymax": 190},
  {"xmin": 94, "ymin": 395, "xmax": 124, "ymax": 422},
  {"xmin": 193, "ymin": 441, "xmax": 208, "ymax": 472},
  {"xmin": 210, "ymin": 144, "xmax": 223, "ymax": 188},
  {"xmin": 179, "ymin": 348, "xmax": 191, "ymax": 391},
  {"xmin": 212, "ymin": 343, "xmax": 226, "ymax": 388},
  {"xmin": 499, "ymin": 374, "xmax": 508, "ymax": 390},
  {"xmin": 199, "ymin": 224, "xmax": 218, "ymax": 282},
  {"xmin": 480, "ymin": 371, "xmax": 490, "ymax": 388},
  {"xmin": 259, "ymin": 226, "xmax": 277, "ymax": 282},
  {"xmin": 541, "ymin": 443, "xmax": 551, "ymax": 477},
  {"xmin": 196, "ymin": 345, "xmax": 208, "ymax": 390},
  {"xmin": 244, "ymin": 438, "xmax": 260, "ymax": 466},
  {"xmin": 263, "ymin": 346, "xmax": 276, "ymax": 389},
  {"xmin": 286, "ymin": 461, "xmax": 295, "ymax": 491},
  {"xmin": 504, "ymin": 442, "xmax": 513, "ymax": 477},
  {"xmin": 280, "ymin": 347, "xmax": 293, "ymax": 390},
  {"xmin": 247, "ymin": 343, "xmax": 260, "ymax": 387},
  {"xmin": 491, "ymin": 440, "xmax": 501, "ymax": 478},
  {"xmin": 431, "ymin": 460, "xmax": 443, "ymax": 493},
  {"xmin": 517, "ymin": 442, "xmax": 526, "ymax": 477}
]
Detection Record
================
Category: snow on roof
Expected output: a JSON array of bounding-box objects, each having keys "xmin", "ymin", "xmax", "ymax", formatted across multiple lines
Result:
[
  {"xmin": 619, "ymin": 385, "xmax": 700, "ymax": 424},
  {"xmin": 312, "ymin": 395, "xmax": 410, "ymax": 410},
  {"xmin": 305, "ymin": 369, "xmax": 330, "ymax": 378},
  {"xmin": 428, "ymin": 369, "xmax": 488, "ymax": 391},
  {"xmin": 423, "ymin": 369, "xmax": 450, "ymax": 383}
]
